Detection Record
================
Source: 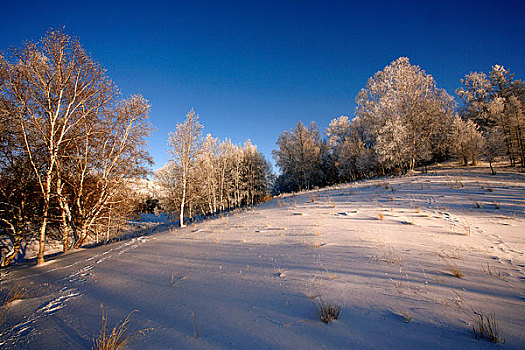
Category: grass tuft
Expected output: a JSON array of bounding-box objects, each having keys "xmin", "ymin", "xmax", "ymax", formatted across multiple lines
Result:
[
  {"xmin": 439, "ymin": 255, "xmax": 464, "ymax": 278},
  {"xmin": 328, "ymin": 196, "xmax": 336, "ymax": 208},
  {"xmin": 481, "ymin": 262, "xmax": 506, "ymax": 279},
  {"xmin": 316, "ymin": 300, "xmax": 342, "ymax": 324},
  {"xmin": 472, "ymin": 312, "xmax": 502, "ymax": 343},
  {"xmin": 93, "ymin": 304, "xmax": 148, "ymax": 350},
  {"xmin": 378, "ymin": 212, "xmax": 384, "ymax": 220},
  {"xmin": 0, "ymin": 285, "xmax": 26, "ymax": 328}
]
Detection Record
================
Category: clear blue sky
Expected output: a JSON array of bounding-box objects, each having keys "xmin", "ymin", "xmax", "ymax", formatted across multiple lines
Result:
[{"xmin": 2, "ymin": 1, "xmax": 524, "ymax": 171}]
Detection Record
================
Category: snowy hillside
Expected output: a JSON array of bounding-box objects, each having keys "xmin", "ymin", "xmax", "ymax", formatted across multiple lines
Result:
[{"xmin": 0, "ymin": 164, "xmax": 524, "ymax": 349}]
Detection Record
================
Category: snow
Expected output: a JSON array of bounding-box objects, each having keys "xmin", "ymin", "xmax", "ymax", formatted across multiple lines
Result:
[{"xmin": 0, "ymin": 164, "xmax": 524, "ymax": 349}]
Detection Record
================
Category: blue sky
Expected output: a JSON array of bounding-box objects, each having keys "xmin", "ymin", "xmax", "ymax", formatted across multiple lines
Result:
[{"xmin": 2, "ymin": 1, "xmax": 524, "ymax": 171}]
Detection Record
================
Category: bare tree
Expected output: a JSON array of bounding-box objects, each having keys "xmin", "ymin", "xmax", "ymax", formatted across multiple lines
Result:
[
  {"xmin": 167, "ymin": 109, "xmax": 203, "ymax": 227},
  {"xmin": 0, "ymin": 30, "xmax": 152, "ymax": 265}
]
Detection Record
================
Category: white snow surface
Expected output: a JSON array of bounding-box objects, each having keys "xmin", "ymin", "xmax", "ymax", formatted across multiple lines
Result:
[{"xmin": 1, "ymin": 165, "xmax": 524, "ymax": 349}]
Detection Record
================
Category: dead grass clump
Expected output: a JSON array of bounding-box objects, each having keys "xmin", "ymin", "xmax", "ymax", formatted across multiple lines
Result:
[
  {"xmin": 316, "ymin": 300, "xmax": 341, "ymax": 324},
  {"xmin": 481, "ymin": 262, "xmax": 506, "ymax": 279},
  {"xmin": 378, "ymin": 212, "xmax": 384, "ymax": 220},
  {"xmin": 307, "ymin": 194, "xmax": 315, "ymax": 203},
  {"xmin": 4, "ymin": 285, "xmax": 26, "ymax": 304},
  {"xmin": 93, "ymin": 305, "xmax": 148, "ymax": 350},
  {"xmin": 0, "ymin": 285, "xmax": 26, "ymax": 327},
  {"xmin": 261, "ymin": 194, "xmax": 272, "ymax": 202},
  {"xmin": 472, "ymin": 312, "xmax": 502, "ymax": 343},
  {"xmin": 398, "ymin": 310, "xmax": 412, "ymax": 323},
  {"xmin": 492, "ymin": 202, "xmax": 500, "ymax": 209},
  {"xmin": 374, "ymin": 244, "xmax": 403, "ymax": 266},
  {"xmin": 439, "ymin": 255, "xmax": 464, "ymax": 278},
  {"xmin": 328, "ymin": 196, "xmax": 336, "ymax": 208},
  {"xmin": 310, "ymin": 241, "xmax": 322, "ymax": 249}
]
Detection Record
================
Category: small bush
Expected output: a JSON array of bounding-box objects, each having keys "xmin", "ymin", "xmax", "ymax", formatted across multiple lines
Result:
[
  {"xmin": 472, "ymin": 312, "xmax": 502, "ymax": 343},
  {"xmin": 316, "ymin": 300, "xmax": 341, "ymax": 324}
]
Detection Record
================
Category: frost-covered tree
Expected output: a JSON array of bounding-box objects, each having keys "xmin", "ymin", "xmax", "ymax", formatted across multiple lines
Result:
[
  {"xmin": 457, "ymin": 65, "xmax": 525, "ymax": 167},
  {"xmin": 272, "ymin": 121, "xmax": 325, "ymax": 192},
  {"xmin": 356, "ymin": 57, "xmax": 455, "ymax": 173},
  {"xmin": 325, "ymin": 115, "xmax": 376, "ymax": 181},
  {"xmin": 167, "ymin": 109, "xmax": 203, "ymax": 227},
  {"xmin": 159, "ymin": 123, "xmax": 270, "ymax": 223},
  {"xmin": 0, "ymin": 30, "xmax": 152, "ymax": 264},
  {"xmin": 450, "ymin": 116, "xmax": 484, "ymax": 166}
]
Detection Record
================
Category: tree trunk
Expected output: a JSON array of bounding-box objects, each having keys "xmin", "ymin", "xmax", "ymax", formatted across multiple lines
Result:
[
  {"xmin": 37, "ymin": 204, "xmax": 49, "ymax": 265},
  {"xmin": 180, "ymin": 176, "xmax": 186, "ymax": 227},
  {"xmin": 489, "ymin": 160, "xmax": 496, "ymax": 175},
  {"xmin": 1, "ymin": 236, "xmax": 23, "ymax": 267},
  {"xmin": 74, "ymin": 227, "xmax": 89, "ymax": 249}
]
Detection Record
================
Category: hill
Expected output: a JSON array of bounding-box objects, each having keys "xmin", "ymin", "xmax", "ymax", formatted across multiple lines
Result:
[{"xmin": 0, "ymin": 164, "xmax": 524, "ymax": 349}]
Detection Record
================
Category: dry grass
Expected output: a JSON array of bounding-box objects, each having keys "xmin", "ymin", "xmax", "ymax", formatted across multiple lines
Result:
[
  {"xmin": 437, "ymin": 249, "xmax": 463, "ymax": 261},
  {"xmin": 481, "ymin": 262, "xmax": 507, "ymax": 279},
  {"xmin": 316, "ymin": 300, "xmax": 342, "ymax": 324},
  {"xmin": 93, "ymin": 304, "xmax": 148, "ymax": 350},
  {"xmin": 309, "ymin": 241, "xmax": 322, "ymax": 249},
  {"xmin": 191, "ymin": 309, "xmax": 200, "ymax": 338},
  {"xmin": 374, "ymin": 243, "xmax": 403, "ymax": 266},
  {"xmin": 261, "ymin": 194, "xmax": 272, "ymax": 202},
  {"xmin": 0, "ymin": 285, "xmax": 26, "ymax": 328},
  {"xmin": 472, "ymin": 312, "xmax": 502, "ymax": 343},
  {"xmin": 328, "ymin": 196, "xmax": 336, "ymax": 208},
  {"xmin": 378, "ymin": 212, "xmax": 385, "ymax": 221},
  {"xmin": 439, "ymin": 255, "xmax": 464, "ymax": 278},
  {"xmin": 399, "ymin": 310, "xmax": 412, "ymax": 323}
]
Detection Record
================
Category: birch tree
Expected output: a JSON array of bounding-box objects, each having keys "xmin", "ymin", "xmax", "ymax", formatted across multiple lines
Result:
[
  {"xmin": 168, "ymin": 109, "xmax": 203, "ymax": 227},
  {"xmin": 0, "ymin": 30, "xmax": 117, "ymax": 264},
  {"xmin": 0, "ymin": 30, "xmax": 152, "ymax": 265}
]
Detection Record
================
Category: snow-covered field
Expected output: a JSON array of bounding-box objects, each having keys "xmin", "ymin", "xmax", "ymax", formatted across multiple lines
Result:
[{"xmin": 1, "ymin": 164, "xmax": 524, "ymax": 349}]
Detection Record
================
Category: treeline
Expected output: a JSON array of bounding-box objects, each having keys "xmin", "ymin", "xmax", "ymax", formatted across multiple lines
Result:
[
  {"xmin": 272, "ymin": 57, "xmax": 524, "ymax": 193},
  {"xmin": 0, "ymin": 31, "xmax": 152, "ymax": 266},
  {"xmin": 155, "ymin": 110, "xmax": 271, "ymax": 227}
]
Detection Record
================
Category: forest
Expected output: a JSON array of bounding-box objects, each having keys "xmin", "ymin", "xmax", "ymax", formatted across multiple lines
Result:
[{"xmin": 1, "ymin": 31, "xmax": 524, "ymax": 267}]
